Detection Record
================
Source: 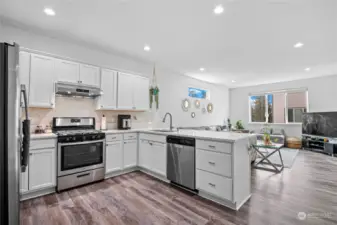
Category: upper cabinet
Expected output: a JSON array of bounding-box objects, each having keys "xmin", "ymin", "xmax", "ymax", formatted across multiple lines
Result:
[
  {"xmin": 80, "ymin": 64, "xmax": 100, "ymax": 86},
  {"xmin": 97, "ymin": 69, "xmax": 117, "ymax": 110},
  {"xmin": 19, "ymin": 51, "xmax": 148, "ymax": 110},
  {"xmin": 134, "ymin": 75, "xmax": 150, "ymax": 110},
  {"xmin": 55, "ymin": 59, "xmax": 80, "ymax": 83},
  {"xmin": 117, "ymin": 73, "xmax": 135, "ymax": 109},
  {"xmin": 117, "ymin": 73, "xmax": 149, "ymax": 110},
  {"xmin": 19, "ymin": 52, "xmax": 31, "ymax": 107},
  {"xmin": 29, "ymin": 54, "xmax": 55, "ymax": 108}
]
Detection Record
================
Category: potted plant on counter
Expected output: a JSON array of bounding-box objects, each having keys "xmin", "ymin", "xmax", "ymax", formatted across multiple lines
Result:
[{"xmin": 235, "ymin": 120, "xmax": 244, "ymax": 130}]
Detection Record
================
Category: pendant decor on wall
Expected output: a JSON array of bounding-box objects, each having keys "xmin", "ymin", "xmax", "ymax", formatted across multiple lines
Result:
[
  {"xmin": 182, "ymin": 98, "xmax": 190, "ymax": 112},
  {"xmin": 191, "ymin": 112, "xmax": 196, "ymax": 118},
  {"xmin": 194, "ymin": 100, "xmax": 200, "ymax": 109},
  {"xmin": 149, "ymin": 65, "xmax": 160, "ymax": 110},
  {"xmin": 207, "ymin": 103, "xmax": 214, "ymax": 113}
]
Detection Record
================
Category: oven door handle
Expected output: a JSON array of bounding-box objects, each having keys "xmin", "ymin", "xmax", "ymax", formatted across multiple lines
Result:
[{"xmin": 58, "ymin": 139, "xmax": 105, "ymax": 146}]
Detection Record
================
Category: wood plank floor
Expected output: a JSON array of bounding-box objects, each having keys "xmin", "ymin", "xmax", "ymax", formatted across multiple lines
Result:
[{"xmin": 20, "ymin": 151, "xmax": 337, "ymax": 225}]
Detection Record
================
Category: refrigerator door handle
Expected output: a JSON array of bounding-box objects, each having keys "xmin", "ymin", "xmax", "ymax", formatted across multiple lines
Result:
[{"xmin": 20, "ymin": 84, "xmax": 30, "ymax": 173}]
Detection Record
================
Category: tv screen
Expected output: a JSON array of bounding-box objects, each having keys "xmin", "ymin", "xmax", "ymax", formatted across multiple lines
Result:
[{"xmin": 302, "ymin": 112, "xmax": 337, "ymax": 137}]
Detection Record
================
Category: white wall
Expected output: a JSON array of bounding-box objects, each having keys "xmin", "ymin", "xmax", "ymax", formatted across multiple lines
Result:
[
  {"xmin": 2, "ymin": 21, "xmax": 229, "ymax": 128},
  {"xmin": 230, "ymin": 74, "xmax": 337, "ymax": 137}
]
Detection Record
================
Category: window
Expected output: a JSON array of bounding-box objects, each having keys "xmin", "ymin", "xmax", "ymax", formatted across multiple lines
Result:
[
  {"xmin": 249, "ymin": 89, "xmax": 308, "ymax": 124},
  {"xmin": 188, "ymin": 87, "xmax": 209, "ymax": 99},
  {"xmin": 250, "ymin": 95, "xmax": 266, "ymax": 122}
]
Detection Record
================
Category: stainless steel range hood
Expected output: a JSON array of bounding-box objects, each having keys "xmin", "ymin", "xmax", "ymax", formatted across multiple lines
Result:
[{"xmin": 55, "ymin": 81, "xmax": 102, "ymax": 98}]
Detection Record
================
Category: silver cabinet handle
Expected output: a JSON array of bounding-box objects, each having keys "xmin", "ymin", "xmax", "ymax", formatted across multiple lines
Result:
[
  {"xmin": 111, "ymin": 137, "xmax": 116, "ymax": 139},
  {"xmin": 208, "ymin": 145, "xmax": 216, "ymax": 149},
  {"xmin": 208, "ymin": 161, "xmax": 215, "ymax": 165},
  {"xmin": 208, "ymin": 183, "xmax": 216, "ymax": 187}
]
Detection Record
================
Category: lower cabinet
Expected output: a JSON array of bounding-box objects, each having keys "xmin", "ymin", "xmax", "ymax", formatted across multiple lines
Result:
[
  {"xmin": 105, "ymin": 141, "xmax": 123, "ymax": 174},
  {"xmin": 20, "ymin": 167, "xmax": 29, "ymax": 193},
  {"xmin": 196, "ymin": 169, "xmax": 233, "ymax": 201},
  {"xmin": 151, "ymin": 142, "xmax": 167, "ymax": 177},
  {"xmin": 139, "ymin": 140, "xmax": 152, "ymax": 170},
  {"xmin": 28, "ymin": 148, "xmax": 56, "ymax": 191},
  {"xmin": 123, "ymin": 140, "xmax": 138, "ymax": 169},
  {"xmin": 139, "ymin": 139, "xmax": 167, "ymax": 177}
]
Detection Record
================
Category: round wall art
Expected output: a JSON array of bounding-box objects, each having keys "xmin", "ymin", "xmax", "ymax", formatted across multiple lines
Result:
[
  {"xmin": 194, "ymin": 100, "xmax": 200, "ymax": 109},
  {"xmin": 181, "ymin": 98, "xmax": 190, "ymax": 112},
  {"xmin": 207, "ymin": 103, "xmax": 214, "ymax": 113},
  {"xmin": 191, "ymin": 112, "xmax": 196, "ymax": 118}
]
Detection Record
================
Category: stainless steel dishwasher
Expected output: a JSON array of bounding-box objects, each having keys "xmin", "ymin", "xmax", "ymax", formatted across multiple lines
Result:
[{"xmin": 167, "ymin": 136, "xmax": 196, "ymax": 191}]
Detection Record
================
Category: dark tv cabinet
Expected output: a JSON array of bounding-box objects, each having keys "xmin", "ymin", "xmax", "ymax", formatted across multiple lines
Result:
[{"xmin": 302, "ymin": 135, "xmax": 337, "ymax": 156}]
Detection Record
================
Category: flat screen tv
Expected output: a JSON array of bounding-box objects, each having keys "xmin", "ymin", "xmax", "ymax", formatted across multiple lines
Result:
[{"xmin": 302, "ymin": 112, "xmax": 337, "ymax": 138}]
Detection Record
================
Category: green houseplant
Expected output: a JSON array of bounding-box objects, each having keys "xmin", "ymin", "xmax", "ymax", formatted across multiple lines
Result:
[{"xmin": 235, "ymin": 120, "xmax": 244, "ymax": 130}]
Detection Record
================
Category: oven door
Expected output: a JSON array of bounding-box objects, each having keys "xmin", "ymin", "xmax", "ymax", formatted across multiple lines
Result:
[{"xmin": 58, "ymin": 140, "xmax": 105, "ymax": 177}]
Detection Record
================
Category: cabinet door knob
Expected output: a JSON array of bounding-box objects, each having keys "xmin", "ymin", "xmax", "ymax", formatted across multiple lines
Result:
[
  {"xmin": 208, "ymin": 161, "xmax": 215, "ymax": 165},
  {"xmin": 29, "ymin": 153, "xmax": 32, "ymax": 156}
]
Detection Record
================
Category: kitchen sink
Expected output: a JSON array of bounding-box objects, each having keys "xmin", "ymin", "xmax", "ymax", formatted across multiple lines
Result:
[{"xmin": 151, "ymin": 129, "xmax": 178, "ymax": 133}]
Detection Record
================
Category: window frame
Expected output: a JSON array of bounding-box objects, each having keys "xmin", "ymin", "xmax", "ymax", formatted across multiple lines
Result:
[
  {"xmin": 188, "ymin": 87, "xmax": 210, "ymax": 100},
  {"xmin": 248, "ymin": 88, "xmax": 309, "ymax": 124}
]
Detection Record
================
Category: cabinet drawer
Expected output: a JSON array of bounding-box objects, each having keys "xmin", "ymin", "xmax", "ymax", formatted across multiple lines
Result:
[
  {"xmin": 30, "ymin": 139, "xmax": 56, "ymax": 150},
  {"xmin": 196, "ymin": 169, "xmax": 232, "ymax": 201},
  {"xmin": 196, "ymin": 149, "xmax": 232, "ymax": 177},
  {"xmin": 196, "ymin": 139, "xmax": 232, "ymax": 154},
  {"xmin": 123, "ymin": 133, "xmax": 137, "ymax": 140},
  {"xmin": 139, "ymin": 133, "xmax": 166, "ymax": 143},
  {"xmin": 106, "ymin": 134, "xmax": 122, "ymax": 142}
]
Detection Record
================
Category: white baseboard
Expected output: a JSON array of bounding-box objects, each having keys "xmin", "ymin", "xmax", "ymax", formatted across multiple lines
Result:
[{"xmin": 20, "ymin": 187, "xmax": 56, "ymax": 201}]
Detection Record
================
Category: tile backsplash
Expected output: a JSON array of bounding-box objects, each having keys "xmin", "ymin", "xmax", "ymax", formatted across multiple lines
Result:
[{"xmin": 25, "ymin": 97, "xmax": 151, "ymax": 133}]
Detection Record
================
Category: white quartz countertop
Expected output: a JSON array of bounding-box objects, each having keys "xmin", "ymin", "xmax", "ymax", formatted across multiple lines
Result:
[
  {"xmin": 31, "ymin": 133, "xmax": 57, "ymax": 140},
  {"xmin": 30, "ymin": 129, "xmax": 253, "ymax": 142},
  {"xmin": 104, "ymin": 129, "xmax": 253, "ymax": 142}
]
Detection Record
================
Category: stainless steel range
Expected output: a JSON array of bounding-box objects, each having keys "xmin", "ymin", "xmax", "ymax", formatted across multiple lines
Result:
[{"xmin": 53, "ymin": 117, "xmax": 106, "ymax": 192}]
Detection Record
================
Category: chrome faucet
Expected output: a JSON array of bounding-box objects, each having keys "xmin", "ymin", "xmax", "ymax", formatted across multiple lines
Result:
[{"xmin": 162, "ymin": 112, "xmax": 173, "ymax": 131}]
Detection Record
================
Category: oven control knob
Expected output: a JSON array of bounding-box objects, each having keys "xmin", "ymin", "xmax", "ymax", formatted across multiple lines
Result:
[
  {"xmin": 83, "ymin": 136, "xmax": 86, "ymax": 141},
  {"xmin": 92, "ymin": 135, "xmax": 96, "ymax": 140},
  {"xmin": 72, "ymin": 137, "xmax": 76, "ymax": 141},
  {"xmin": 66, "ymin": 137, "xmax": 70, "ymax": 142}
]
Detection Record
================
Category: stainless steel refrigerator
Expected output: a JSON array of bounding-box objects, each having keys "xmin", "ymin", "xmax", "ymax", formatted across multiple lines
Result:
[{"xmin": 0, "ymin": 42, "xmax": 30, "ymax": 225}]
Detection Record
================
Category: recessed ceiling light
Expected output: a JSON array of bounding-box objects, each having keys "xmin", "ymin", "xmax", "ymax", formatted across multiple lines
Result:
[
  {"xmin": 232, "ymin": 80, "xmax": 236, "ymax": 83},
  {"xmin": 305, "ymin": 67, "xmax": 311, "ymax": 71},
  {"xmin": 294, "ymin": 42, "xmax": 304, "ymax": 48},
  {"xmin": 214, "ymin": 5, "xmax": 224, "ymax": 15},
  {"xmin": 144, "ymin": 45, "xmax": 151, "ymax": 52},
  {"xmin": 44, "ymin": 7, "xmax": 55, "ymax": 16},
  {"xmin": 200, "ymin": 68, "xmax": 205, "ymax": 72}
]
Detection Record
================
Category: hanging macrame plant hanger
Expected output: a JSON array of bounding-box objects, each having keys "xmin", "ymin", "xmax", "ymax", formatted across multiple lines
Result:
[{"xmin": 149, "ymin": 65, "xmax": 159, "ymax": 110}]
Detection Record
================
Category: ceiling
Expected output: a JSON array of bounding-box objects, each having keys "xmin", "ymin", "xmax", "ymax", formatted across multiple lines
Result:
[{"xmin": 0, "ymin": 0, "xmax": 336, "ymax": 87}]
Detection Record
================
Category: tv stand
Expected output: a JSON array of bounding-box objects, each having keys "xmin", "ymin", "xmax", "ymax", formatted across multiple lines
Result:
[{"xmin": 302, "ymin": 135, "xmax": 337, "ymax": 156}]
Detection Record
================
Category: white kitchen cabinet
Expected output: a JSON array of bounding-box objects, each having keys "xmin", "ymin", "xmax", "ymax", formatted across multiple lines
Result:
[
  {"xmin": 106, "ymin": 141, "xmax": 123, "ymax": 174},
  {"xmin": 97, "ymin": 69, "xmax": 117, "ymax": 110},
  {"xmin": 151, "ymin": 142, "xmax": 167, "ymax": 176},
  {"xmin": 138, "ymin": 140, "xmax": 152, "ymax": 170},
  {"xmin": 80, "ymin": 64, "xmax": 100, "ymax": 86},
  {"xmin": 117, "ymin": 73, "xmax": 134, "ymax": 109},
  {"xmin": 133, "ymin": 75, "xmax": 149, "ymax": 110},
  {"xmin": 29, "ymin": 54, "xmax": 55, "ymax": 108},
  {"xmin": 55, "ymin": 59, "xmax": 80, "ymax": 83},
  {"xmin": 19, "ymin": 52, "xmax": 31, "ymax": 107},
  {"xmin": 123, "ymin": 140, "xmax": 137, "ymax": 169},
  {"xmin": 20, "ymin": 167, "xmax": 29, "ymax": 193},
  {"xmin": 138, "ymin": 138, "xmax": 167, "ymax": 177},
  {"xmin": 117, "ymin": 73, "xmax": 149, "ymax": 110},
  {"xmin": 28, "ymin": 148, "xmax": 56, "ymax": 191}
]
